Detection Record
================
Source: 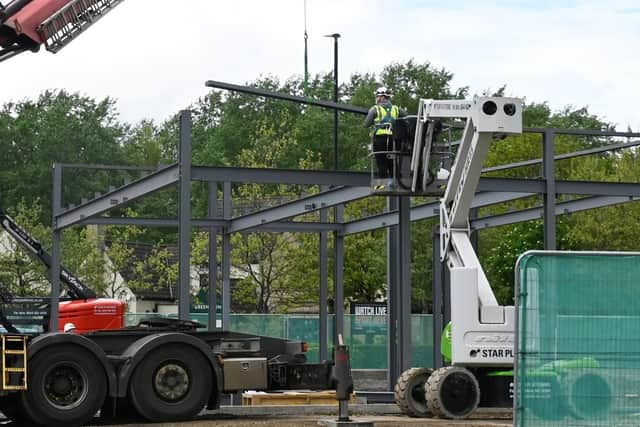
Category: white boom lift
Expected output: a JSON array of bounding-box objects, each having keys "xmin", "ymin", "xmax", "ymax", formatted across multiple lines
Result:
[{"xmin": 387, "ymin": 96, "xmax": 523, "ymax": 419}]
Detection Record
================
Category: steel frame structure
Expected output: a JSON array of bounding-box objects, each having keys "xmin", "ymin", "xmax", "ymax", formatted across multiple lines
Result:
[{"xmin": 49, "ymin": 91, "xmax": 640, "ymax": 390}]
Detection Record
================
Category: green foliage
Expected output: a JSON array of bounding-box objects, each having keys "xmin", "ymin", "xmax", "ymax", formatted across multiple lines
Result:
[{"xmin": 0, "ymin": 90, "xmax": 127, "ymax": 223}]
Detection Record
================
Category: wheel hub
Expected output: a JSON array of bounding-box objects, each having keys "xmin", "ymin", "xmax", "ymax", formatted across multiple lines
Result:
[
  {"xmin": 154, "ymin": 363, "xmax": 189, "ymax": 401},
  {"xmin": 43, "ymin": 364, "xmax": 88, "ymax": 409}
]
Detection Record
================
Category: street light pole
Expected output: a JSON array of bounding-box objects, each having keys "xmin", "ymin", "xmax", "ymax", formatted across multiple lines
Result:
[{"xmin": 324, "ymin": 33, "xmax": 340, "ymax": 170}]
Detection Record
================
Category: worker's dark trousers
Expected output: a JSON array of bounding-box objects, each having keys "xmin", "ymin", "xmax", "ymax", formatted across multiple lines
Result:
[{"xmin": 372, "ymin": 134, "xmax": 394, "ymax": 178}]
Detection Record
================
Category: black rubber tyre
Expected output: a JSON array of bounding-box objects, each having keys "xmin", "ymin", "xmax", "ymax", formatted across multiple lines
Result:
[
  {"xmin": 426, "ymin": 366, "xmax": 480, "ymax": 419},
  {"xmin": 563, "ymin": 370, "xmax": 612, "ymax": 419},
  {"xmin": 19, "ymin": 344, "xmax": 107, "ymax": 427},
  {"xmin": 128, "ymin": 344, "xmax": 212, "ymax": 422},
  {"xmin": 0, "ymin": 393, "xmax": 32, "ymax": 424},
  {"xmin": 394, "ymin": 367, "xmax": 433, "ymax": 417}
]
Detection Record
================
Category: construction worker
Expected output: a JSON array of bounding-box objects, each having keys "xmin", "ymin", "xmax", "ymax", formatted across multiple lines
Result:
[{"xmin": 364, "ymin": 87, "xmax": 407, "ymax": 180}]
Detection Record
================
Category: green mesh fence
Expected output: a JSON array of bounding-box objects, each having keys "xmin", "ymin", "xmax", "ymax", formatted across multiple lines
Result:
[
  {"xmin": 516, "ymin": 251, "xmax": 640, "ymax": 426},
  {"xmin": 125, "ymin": 313, "xmax": 434, "ymax": 369}
]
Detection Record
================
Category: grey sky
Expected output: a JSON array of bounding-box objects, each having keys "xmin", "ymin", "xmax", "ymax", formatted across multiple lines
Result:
[{"xmin": 1, "ymin": 0, "xmax": 638, "ymax": 130}]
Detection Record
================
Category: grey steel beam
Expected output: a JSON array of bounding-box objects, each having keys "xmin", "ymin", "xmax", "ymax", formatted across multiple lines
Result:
[
  {"xmin": 208, "ymin": 182, "xmax": 219, "ymax": 331},
  {"xmin": 49, "ymin": 164, "xmax": 63, "ymax": 331},
  {"xmin": 387, "ymin": 197, "xmax": 399, "ymax": 390},
  {"xmin": 79, "ymin": 217, "xmax": 229, "ymax": 228},
  {"xmin": 56, "ymin": 163, "xmax": 157, "ymax": 171},
  {"xmin": 228, "ymin": 186, "xmax": 370, "ymax": 233},
  {"xmin": 398, "ymin": 197, "xmax": 412, "ymax": 372},
  {"xmin": 472, "ymin": 195, "xmax": 640, "ymax": 229},
  {"xmin": 478, "ymin": 177, "xmax": 640, "ymax": 196},
  {"xmin": 432, "ymin": 226, "xmax": 444, "ymax": 369},
  {"xmin": 79, "ymin": 217, "xmax": 340, "ymax": 232},
  {"xmin": 319, "ymin": 185, "xmax": 329, "ymax": 361},
  {"xmin": 178, "ymin": 111, "xmax": 192, "ymax": 320},
  {"xmin": 484, "ymin": 139, "xmax": 640, "ymax": 173},
  {"xmin": 543, "ymin": 130, "xmax": 556, "ymax": 249},
  {"xmin": 555, "ymin": 180, "xmax": 640, "ymax": 196},
  {"xmin": 205, "ymin": 80, "xmax": 368, "ymax": 115},
  {"xmin": 333, "ymin": 204, "xmax": 345, "ymax": 347},
  {"xmin": 343, "ymin": 192, "xmax": 533, "ymax": 236},
  {"xmin": 526, "ymin": 128, "xmax": 640, "ymax": 137},
  {"xmin": 222, "ymin": 182, "xmax": 232, "ymax": 329},
  {"xmin": 192, "ymin": 166, "xmax": 369, "ymax": 186},
  {"xmin": 54, "ymin": 164, "xmax": 179, "ymax": 230}
]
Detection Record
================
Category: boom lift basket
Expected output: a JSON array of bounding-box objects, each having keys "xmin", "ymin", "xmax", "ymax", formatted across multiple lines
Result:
[{"xmin": 37, "ymin": 0, "xmax": 124, "ymax": 53}]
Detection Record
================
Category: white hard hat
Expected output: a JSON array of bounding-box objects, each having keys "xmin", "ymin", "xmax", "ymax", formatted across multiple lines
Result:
[
  {"xmin": 375, "ymin": 87, "xmax": 391, "ymax": 97},
  {"xmin": 63, "ymin": 322, "xmax": 76, "ymax": 332}
]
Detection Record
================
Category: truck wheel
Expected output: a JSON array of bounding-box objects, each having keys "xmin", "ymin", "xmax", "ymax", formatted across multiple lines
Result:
[
  {"xmin": 394, "ymin": 367, "xmax": 433, "ymax": 417},
  {"xmin": 0, "ymin": 393, "xmax": 31, "ymax": 423},
  {"xmin": 564, "ymin": 370, "xmax": 612, "ymax": 419},
  {"xmin": 128, "ymin": 344, "xmax": 212, "ymax": 422},
  {"xmin": 19, "ymin": 345, "xmax": 107, "ymax": 427},
  {"xmin": 426, "ymin": 366, "xmax": 480, "ymax": 419}
]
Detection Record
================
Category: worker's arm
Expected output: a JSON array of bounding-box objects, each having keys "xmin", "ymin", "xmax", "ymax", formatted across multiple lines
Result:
[{"xmin": 363, "ymin": 106, "xmax": 377, "ymax": 128}]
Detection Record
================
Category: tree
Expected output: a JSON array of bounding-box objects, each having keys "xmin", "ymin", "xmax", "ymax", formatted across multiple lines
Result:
[{"xmin": 0, "ymin": 90, "xmax": 127, "ymax": 224}]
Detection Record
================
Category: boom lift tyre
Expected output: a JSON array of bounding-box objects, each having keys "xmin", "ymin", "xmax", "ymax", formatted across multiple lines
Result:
[
  {"xmin": 128, "ymin": 343, "xmax": 213, "ymax": 422},
  {"xmin": 393, "ymin": 367, "xmax": 433, "ymax": 417},
  {"xmin": 19, "ymin": 344, "xmax": 107, "ymax": 427},
  {"xmin": 425, "ymin": 366, "xmax": 480, "ymax": 419}
]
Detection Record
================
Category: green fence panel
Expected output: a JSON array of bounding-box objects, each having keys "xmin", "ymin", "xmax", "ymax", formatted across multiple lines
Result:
[{"xmin": 516, "ymin": 251, "xmax": 640, "ymax": 426}]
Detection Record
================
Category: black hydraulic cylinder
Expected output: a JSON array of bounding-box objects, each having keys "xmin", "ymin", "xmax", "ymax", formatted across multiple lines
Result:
[{"xmin": 332, "ymin": 343, "xmax": 353, "ymax": 421}]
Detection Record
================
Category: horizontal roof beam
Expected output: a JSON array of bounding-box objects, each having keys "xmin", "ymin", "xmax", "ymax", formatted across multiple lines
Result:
[
  {"xmin": 192, "ymin": 166, "xmax": 369, "ymax": 186},
  {"xmin": 228, "ymin": 186, "xmax": 370, "ymax": 233},
  {"xmin": 473, "ymin": 195, "xmax": 640, "ymax": 229}
]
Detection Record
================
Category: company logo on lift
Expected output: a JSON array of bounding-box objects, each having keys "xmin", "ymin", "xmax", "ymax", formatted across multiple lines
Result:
[
  {"xmin": 433, "ymin": 103, "xmax": 472, "ymax": 111},
  {"xmin": 469, "ymin": 348, "xmax": 514, "ymax": 358}
]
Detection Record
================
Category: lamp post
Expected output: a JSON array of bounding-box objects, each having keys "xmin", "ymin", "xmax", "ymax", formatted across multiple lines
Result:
[{"xmin": 324, "ymin": 33, "xmax": 340, "ymax": 170}]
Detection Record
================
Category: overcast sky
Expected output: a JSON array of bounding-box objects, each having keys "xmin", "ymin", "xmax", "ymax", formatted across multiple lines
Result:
[{"xmin": 1, "ymin": 0, "xmax": 638, "ymax": 130}]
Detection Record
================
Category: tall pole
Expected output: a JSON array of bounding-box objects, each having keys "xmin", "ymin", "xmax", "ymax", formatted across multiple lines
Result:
[{"xmin": 324, "ymin": 33, "xmax": 340, "ymax": 170}]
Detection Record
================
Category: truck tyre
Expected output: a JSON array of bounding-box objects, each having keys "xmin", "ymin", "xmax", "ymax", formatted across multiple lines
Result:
[
  {"xmin": 128, "ymin": 344, "xmax": 212, "ymax": 422},
  {"xmin": 426, "ymin": 366, "xmax": 480, "ymax": 419},
  {"xmin": 0, "ymin": 393, "xmax": 31, "ymax": 423},
  {"xmin": 19, "ymin": 344, "xmax": 107, "ymax": 427},
  {"xmin": 394, "ymin": 367, "xmax": 433, "ymax": 417},
  {"xmin": 563, "ymin": 370, "xmax": 612, "ymax": 419}
]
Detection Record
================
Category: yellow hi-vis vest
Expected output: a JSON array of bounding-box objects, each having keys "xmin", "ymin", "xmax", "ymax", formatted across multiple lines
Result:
[{"xmin": 373, "ymin": 104, "xmax": 399, "ymax": 136}]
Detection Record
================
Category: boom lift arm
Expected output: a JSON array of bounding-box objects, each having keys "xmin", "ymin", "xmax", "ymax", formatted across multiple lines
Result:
[
  {"xmin": 0, "ymin": 207, "xmax": 96, "ymax": 299},
  {"xmin": 412, "ymin": 97, "xmax": 522, "ymax": 366},
  {"xmin": 0, "ymin": 0, "xmax": 124, "ymax": 63}
]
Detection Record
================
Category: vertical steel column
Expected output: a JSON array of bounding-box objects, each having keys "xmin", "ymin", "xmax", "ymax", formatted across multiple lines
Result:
[
  {"xmin": 222, "ymin": 181, "xmax": 232, "ymax": 329},
  {"xmin": 333, "ymin": 204, "xmax": 344, "ymax": 346},
  {"xmin": 432, "ymin": 225, "xmax": 444, "ymax": 368},
  {"xmin": 319, "ymin": 186, "xmax": 329, "ymax": 360},
  {"xmin": 387, "ymin": 196, "xmax": 399, "ymax": 389},
  {"xmin": 398, "ymin": 196, "xmax": 412, "ymax": 371},
  {"xmin": 208, "ymin": 182, "xmax": 218, "ymax": 330},
  {"xmin": 543, "ymin": 130, "xmax": 557, "ymax": 249},
  {"xmin": 49, "ymin": 163, "xmax": 63, "ymax": 331},
  {"xmin": 178, "ymin": 111, "xmax": 192, "ymax": 320}
]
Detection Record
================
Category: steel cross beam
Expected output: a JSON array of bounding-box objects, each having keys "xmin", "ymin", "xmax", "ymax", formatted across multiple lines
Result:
[
  {"xmin": 192, "ymin": 166, "xmax": 369, "ymax": 186},
  {"xmin": 53, "ymin": 164, "xmax": 179, "ymax": 230},
  {"xmin": 472, "ymin": 195, "xmax": 640, "ymax": 229},
  {"xmin": 228, "ymin": 186, "xmax": 370, "ymax": 233},
  {"xmin": 342, "ymin": 192, "xmax": 532, "ymax": 236}
]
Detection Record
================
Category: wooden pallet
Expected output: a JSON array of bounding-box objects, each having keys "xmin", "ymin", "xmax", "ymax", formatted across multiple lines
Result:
[{"xmin": 242, "ymin": 390, "xmax": 356, "ymax": 406}]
